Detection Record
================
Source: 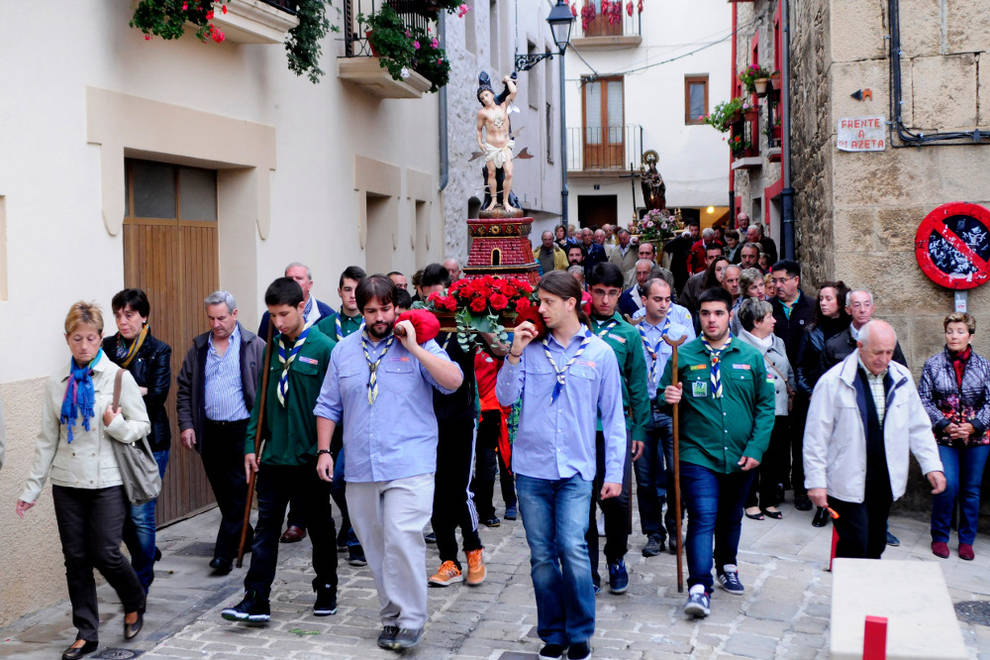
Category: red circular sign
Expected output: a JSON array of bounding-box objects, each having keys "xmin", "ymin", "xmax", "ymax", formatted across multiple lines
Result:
[{"xmin": 915, "ymin": 202, "xmax": 990, "ymax": 290}]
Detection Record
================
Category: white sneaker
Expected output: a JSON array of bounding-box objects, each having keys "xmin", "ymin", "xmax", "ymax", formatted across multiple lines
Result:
[{"xmin": 683, "ymin": 584, "xmax": 711, "ymax": 618}]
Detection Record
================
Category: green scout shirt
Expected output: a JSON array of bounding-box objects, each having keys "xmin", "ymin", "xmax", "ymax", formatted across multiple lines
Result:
[
  {"xmin": 590, "ymin": 312, "xmax": 651, "ymax": 443},
  {"xmin": 245, "ymin": 327, "xmax": 336, "ymax": 466},
  {"xmin": 315, "ymin": 309, "xmax": 364, "ymax": 342},
  {"xmin": 659, "ymin": 336, "xmax": 774, "ymax": 473}
]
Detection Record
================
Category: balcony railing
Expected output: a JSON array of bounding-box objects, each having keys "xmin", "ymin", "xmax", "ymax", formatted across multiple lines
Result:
[
  {"xmin": 342, "ymin": 0, "xmax": 434, "ymax": 57},
  {"xmin": 258, "ymin": 0, "xmax": 298, "ymax": 12},
  {"xmin": 567, "ymin": 125, "xmax": 643, "ymax": 172},
  {"xmin": 571, "ymin": 10, "xmax": 642, "ymax": 46}
]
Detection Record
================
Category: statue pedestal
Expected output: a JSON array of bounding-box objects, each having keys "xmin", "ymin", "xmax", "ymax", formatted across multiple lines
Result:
[{"xmin": 463, "ymin": 216, "xmax": 541, "ymax": 285}]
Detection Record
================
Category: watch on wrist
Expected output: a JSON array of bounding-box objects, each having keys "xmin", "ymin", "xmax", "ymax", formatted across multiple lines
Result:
[{"xmin": 316, "ymin": 449, "xmax": 332, "ymax": 457}]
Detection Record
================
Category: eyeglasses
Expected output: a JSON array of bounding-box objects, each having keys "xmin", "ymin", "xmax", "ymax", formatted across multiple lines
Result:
[{"xmin": 770, "ymin": 275, "xmax": 796, "ymax": 285}]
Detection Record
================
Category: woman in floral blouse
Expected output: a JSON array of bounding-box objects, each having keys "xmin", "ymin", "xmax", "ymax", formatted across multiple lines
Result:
[{"xmin": 919, "ymin": 312, "xmax": 990, "ymax": 561}]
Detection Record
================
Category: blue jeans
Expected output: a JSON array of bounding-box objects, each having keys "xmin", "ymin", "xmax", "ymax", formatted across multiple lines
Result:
[
  {"xmin": 680, "ymin": 462, "xmax": 754, "ymax": 593},
  {"xmin": 931, "ymin": 443, "xmax": 990, "ymax": 545},
  {"xmin": 634, "ymin": 410, "xmax": 673, "ymax": 539},
  {"xmin": 123, "ymin": 449, "xmax": 169, "ymax": 591},
  {"xmin": 516, "ymin": 474, "xmax": 595, "ymax": 647}
]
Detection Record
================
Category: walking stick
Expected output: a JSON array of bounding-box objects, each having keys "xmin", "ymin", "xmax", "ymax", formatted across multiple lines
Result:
[
  {"xmin": 663, "ymin": 333, "xmax": 687, "ymax": 593},
  {"xmin": 236, "ymin": 320, "xmax": 274, "ymax": 567}
]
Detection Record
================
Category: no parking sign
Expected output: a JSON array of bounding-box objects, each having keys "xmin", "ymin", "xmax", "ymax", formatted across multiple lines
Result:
[{"xmin": 914, "ymin": 202, "xmax": 990, "ymax": 291}]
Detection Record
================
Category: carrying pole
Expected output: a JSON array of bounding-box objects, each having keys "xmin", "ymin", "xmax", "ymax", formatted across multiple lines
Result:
[{"xmin": 663, "ymin": 333, "xmax": 687, "ymax": 592}]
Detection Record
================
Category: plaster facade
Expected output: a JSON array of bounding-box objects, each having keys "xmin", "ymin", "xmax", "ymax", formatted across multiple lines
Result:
[
  {"xmin": 563, "ymin": 1, "xmax": 731, "ymax": 231},
  {"xmin": 0, "ymin": 0, "xmax": 448, "ymax": 625}
]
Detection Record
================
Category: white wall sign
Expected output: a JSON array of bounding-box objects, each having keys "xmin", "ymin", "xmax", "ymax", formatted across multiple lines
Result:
[{"xmin": 837, "ymin": 116, "xmax": 886, "ymax": 152}]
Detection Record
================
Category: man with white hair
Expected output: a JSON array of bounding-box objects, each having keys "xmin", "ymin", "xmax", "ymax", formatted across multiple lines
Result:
[
  {"xmin": 804, "ymin": 320, "xmax": 945, "ymax": 559},
  {"xmin": 533, "ymin": 230, "xmax": 568, "ymax": 274},
  {"xmin": 609, "ymin": 228, "xmax": 638, "ymax": 284},
  {"xmin": 745, "ymin": 224, "xmax": 777, "ymax": 266},
  {"xmin": 688, "ymin": 228, "xmax": 722, "ymax": 274},
  {"xmin": 582, "ymin": 227, "xmax": 608, "ymax": 271},
  {"xmin": 823, "ymin": 289, "xmax": 906, "ymax": 369},
  {"xmin": 443, "ymin": 257, "xmax": 463, "ymax": 282}
]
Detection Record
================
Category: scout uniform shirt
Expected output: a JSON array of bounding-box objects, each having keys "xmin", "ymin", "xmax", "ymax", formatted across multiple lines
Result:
[
  {"xmin": 590, "ymin": 312, "xmax": 651, "ymax": 444},
  {"xmin": 244, "ymin": 326, "xmax": 336, "ymax": 465},
  {"xmin": 659, "ymin": 337, "xmax": 775, "ymax": 473}
]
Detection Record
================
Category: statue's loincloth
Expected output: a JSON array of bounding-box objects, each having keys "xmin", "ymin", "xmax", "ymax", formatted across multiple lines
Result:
[{"xmin": 483, "ymin": 140, "xmax": 515, "ymax": 169}]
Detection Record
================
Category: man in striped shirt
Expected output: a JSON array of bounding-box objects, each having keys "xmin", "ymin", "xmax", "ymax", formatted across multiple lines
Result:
[{"xmin": 177, "ymin": 291, "xmax": 265, "ymax": 576}]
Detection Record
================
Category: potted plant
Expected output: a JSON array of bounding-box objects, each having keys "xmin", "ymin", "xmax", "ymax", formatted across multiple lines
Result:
[
  {"xmin": 703, "ymin": 97, "xmax": 752, "ymax": 133},
  {"xmin": 729, "ymin": 133, "xmax": 752, "ymax": 157},
  {"xmin": 130, "ymin": 0, "xmax": 333, "ymax": 83},
  {"xmin": 361, "ymin": 6, "xmax": 451, "ymax": 92},
  {"xmin": 739, "ymin": 64, "xmax": 771, "ymax": 95},
  {"xmin": 632, "ymin": 209, "xmax": 680, "ymax": 251}
]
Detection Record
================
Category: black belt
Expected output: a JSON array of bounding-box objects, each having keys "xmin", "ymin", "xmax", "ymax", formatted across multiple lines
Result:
[{"xmin": 205, "ymin": 418, "xmax": 249, "ymax": 427}]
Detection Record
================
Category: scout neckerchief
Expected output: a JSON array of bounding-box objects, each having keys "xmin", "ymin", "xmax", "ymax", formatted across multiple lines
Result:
[
  {"xmin": 362, "ymin": 331, "xmax": 396, "ymax": 404},
  {"xmin": 700, "ymin": 335, "xmax": 732, "ymax": 398},
  {"xmin": 115, "ymin": 324, "xmax": 148, "ymax": 369},
  {"xmin": 592, "ymin": 315, "xmax": 618, "ymax": 339},
  {"xmin": 61, "ymin": 349, "xmax": 103, "ymax": 443},
  {"xmin": 276, "ymin": 327, "xmax": 310, "ymax": 406},
  {"xmin": 302, "ymin": 297, "xmax": 317, "ymax": 329},
  {"xmin": 638, "ymin": 317, "xmax": 670, "ymax": 388},
  {"xmin": 336, "ymin": 310, "xmax": 366, "ymax": 341},
  {"xmin": 542, "ymin": 330, "xmax": 592, "ymax": 403}
]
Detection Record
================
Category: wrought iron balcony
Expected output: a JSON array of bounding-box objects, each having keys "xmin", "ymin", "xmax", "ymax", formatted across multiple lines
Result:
[
  {"xmin": 258, "ymin": 0, "xmax": 298, "ymax": 12},
  {"xmin": 571, "ymin": 8, "xmax": 642, "ymax": 48},
  {"xmin": 567, "ymin": 125, "xmax": 643, "ymax": 172},
  {"xmin": 341, "ymin": 0, "xmax": 434, "ymax": 58}
]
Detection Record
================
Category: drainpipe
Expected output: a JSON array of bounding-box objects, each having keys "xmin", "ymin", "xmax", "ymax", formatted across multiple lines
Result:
[
  {"xmin": 728, "ymin": 2, "xmax": 737, "ymax": 216},
  {"xmin": 779, "ymin": 0, "xmax": 795, "ymax": 259},
  {"xmin": 438, "ymin": 12, "xmax": 449, "ymax": 191}
]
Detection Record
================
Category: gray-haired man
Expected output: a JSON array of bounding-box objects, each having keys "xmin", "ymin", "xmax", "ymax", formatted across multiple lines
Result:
[{"xmin": 177, "ymin": 291, "xmax": 266, "ymax": 575}]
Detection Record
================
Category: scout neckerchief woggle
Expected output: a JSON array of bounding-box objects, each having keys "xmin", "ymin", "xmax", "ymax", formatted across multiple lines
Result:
[
  {"xmin": 639, "ymin": 317, "xmax": 670, "ymax": 388},
  {"xmin": 700, "ymin": 335, "xmax": 731, "ymax": 398},
  {"xmin": 277, "ymin": 327, "xmax": 310, "ymax": 406},
  {"xmin": 362, "ymin": 332, "xmax": 396, "ymax": 404},
  {"xmin": 542, "ymin": 331, "xmax": 592, "ymax": 403}
]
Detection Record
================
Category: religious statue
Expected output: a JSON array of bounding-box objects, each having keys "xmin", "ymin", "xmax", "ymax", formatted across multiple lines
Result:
[
  {"xmin": 477, "ymin": 71, "xmax": 519, "ymax": 215},
  {"xmin": 640, "ymin": 149, "xmax": 666, "ymax": 212}
]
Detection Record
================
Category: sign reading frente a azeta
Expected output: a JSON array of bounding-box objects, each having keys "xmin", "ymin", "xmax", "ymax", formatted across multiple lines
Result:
[{"xmin": 837, "ymin": 115, "xmax": 886, "ymax": 152}]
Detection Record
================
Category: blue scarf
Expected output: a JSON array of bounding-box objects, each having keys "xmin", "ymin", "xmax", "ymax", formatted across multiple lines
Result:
[{"xmin": 60, "ymin": 349, "xmax": 103, "ymax": 443}]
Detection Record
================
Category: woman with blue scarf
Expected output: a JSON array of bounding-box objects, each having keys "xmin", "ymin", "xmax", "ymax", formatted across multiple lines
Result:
[{"xmin": 16, "ymin": 302, "xmax": 151, "ymax": 660}]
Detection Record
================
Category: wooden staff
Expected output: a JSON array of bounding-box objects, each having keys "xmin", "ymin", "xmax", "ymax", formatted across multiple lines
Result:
[
  {"xmin": 236, "ymin": 320, "xmax": 274, "ymax": 567},
  {"xmin": 663, "ymin": 333, "xmax": 687, "ymax": 593}
]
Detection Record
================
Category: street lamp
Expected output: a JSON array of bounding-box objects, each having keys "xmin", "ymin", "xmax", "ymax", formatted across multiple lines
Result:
[
  {"xmin": 512, "ymin": 1, "xmax": 574, "ymax": 234},
  {"xmin": 547, "ymin": 0, "xmax": 574, "ymax": 236}
]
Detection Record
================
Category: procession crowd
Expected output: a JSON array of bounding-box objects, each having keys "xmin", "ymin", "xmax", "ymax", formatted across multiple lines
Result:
[{"xmin": 10, "ymin": 211, "xmax": 989, "ymax": 660}]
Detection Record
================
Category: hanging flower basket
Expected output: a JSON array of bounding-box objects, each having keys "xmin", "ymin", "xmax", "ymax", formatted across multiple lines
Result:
[{"xmin": 753, "ymin": 77, "xmax": 771, "ymax": 97}]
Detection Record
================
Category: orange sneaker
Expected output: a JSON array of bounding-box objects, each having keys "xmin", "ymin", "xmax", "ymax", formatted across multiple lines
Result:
[
  {"xmin": 428, "ymin": 560, "xmax": 463, "ymax": 586},
  {"xmin": 465, "ymin": 549, "xmax": 486, "ymax": 586}
]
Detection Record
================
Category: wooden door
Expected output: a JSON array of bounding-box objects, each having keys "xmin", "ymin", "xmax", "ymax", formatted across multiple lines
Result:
[
  {"xmin": 582, "ymin": 77, "xmax": 625, "ymax": 169},
  {"xmin": 123, "ymin": 159, "xmax": 219, "ymax": 525}
]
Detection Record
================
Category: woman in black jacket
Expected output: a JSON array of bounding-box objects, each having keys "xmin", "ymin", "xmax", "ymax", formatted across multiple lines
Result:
[
  {"xmin": 103, "ymin": 289, "xmax": 172, "ymax": 592},
  {"xmin": 794, "ymin": 280, "xmax": 849, "ymax": 526}
]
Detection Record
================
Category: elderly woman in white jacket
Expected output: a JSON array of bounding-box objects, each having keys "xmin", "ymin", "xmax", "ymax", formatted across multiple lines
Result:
[
  {"xmin": 16, "ymin": 302, "xmax": 150, "ymax": 660},
  {"xmin": 736, "ymin": 297, "xmax": 794, "ymax": 520},
  {"xmin": 803, "ymin": 320, "xmax": 945, "ymax": 559}
]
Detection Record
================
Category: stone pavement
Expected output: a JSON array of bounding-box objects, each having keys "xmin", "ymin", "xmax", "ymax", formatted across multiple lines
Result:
[{"xmin": 5, "ymin": 495, "xmax": 990, "ymax": 659}]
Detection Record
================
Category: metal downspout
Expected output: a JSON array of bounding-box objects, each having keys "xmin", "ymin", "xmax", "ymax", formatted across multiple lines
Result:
[
  {"xmin": 438, "ymin": 12, "xmax": 449, "ymax": 191},
  {"xmin": 780, "ymin": 0, "xmax": 795, "ymax": 260}
]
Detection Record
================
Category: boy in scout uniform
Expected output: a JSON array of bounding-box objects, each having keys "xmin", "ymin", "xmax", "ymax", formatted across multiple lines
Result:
[
  {"xmin": 585, "ymin": 263, "xmax": 651, "ymax": 595},
  {"xmin": 661, "ymin": 287, "xmax": 774, "ymax": 619},
  {"xmin": 221, "ymin": 277, "xmax": 339, "ymax": 623}
]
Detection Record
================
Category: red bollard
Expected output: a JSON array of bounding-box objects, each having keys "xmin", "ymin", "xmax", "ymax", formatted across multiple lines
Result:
[
  {"xmin": 828, "ymin": 526, "xmax": 839, "ymax": 571},
  {"xmin": 863, "ymin": 615, "xmax": 888, "ymax": 659}
]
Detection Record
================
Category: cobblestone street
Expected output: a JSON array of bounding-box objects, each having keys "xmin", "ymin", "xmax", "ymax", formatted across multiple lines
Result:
[{"xmin": 5, "ymin": 495, "xmax": 990, "ymax": 659}]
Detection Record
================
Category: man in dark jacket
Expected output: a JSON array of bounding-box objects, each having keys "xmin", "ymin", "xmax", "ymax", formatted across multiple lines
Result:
[
  {"xmin": 104, "ymin": 288, "xmax": 172, "ymax": 592},
  {"xmin": 823, "ymin": 289, "xmax": 907, "ymax": 370},
  {"xmin": 768, "ymin": 261, "xmax": 817, "ymax": 512},
  {"xmin": 177, "ymin": 290, "xmax": 265, "ymax": 575}
]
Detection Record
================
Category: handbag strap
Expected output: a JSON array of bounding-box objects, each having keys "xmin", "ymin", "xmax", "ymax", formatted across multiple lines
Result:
[
  {"xmin": 113, "ymin": 369, "xmax": 124, "ymax": 410},
  {"xmin": 766, "ymin": 358, "xmax": 795, "ymax": 397}
]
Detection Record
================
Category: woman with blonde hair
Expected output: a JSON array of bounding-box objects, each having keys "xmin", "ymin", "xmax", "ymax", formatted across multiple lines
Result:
[{"xmin": 16, "ymin": 302, "xmax": 150, "ymax": 660}]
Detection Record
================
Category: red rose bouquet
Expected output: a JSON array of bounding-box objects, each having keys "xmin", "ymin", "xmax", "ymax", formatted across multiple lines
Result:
[{"xmin": 423, "ymin": 275, "xmax": 537, "ymax": 349}]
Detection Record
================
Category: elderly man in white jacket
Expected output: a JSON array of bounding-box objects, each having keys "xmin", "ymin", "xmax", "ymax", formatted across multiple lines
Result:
[{"xmin": 804, "ymin": 320, "xmax": 945, "ymax": 559}]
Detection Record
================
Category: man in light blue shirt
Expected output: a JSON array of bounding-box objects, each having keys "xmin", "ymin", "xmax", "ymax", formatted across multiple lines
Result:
[
  {"xmin": 495, "ymin": 271, "xmax": 625, "ymax": 660},
  {"xmin": 314, "ymin": 275, "xmax": 462, "ymax": 652},
  {"xmin": 634, "ymin": 277, "xmax": 695, "ymax": 557}
]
